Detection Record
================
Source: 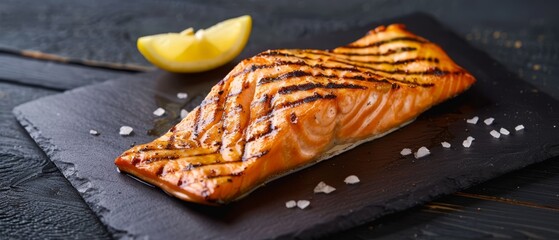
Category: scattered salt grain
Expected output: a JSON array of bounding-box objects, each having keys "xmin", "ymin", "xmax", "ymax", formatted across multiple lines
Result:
[
  {"xmin": 297, "ymin": 200, "xmax": 310, "ymax": 209},
  {"xmin": 153, "ymin": 107, "xmax": 166, "ymax": 116},
  {"xmin": 285, "ymin": 200, "xmax": 296, "ymax": 209},
  {"xmin": 441, "ymin": 142, "xmax": 451, "ymax": 148},
  {"xmin": 484, "ymin": 117, "xmax": 495, "ymax": 125},
  {"xmin": 463, "ymin": 136, "xmax": 475, "ymax": 148},
  {"xmin": 515, "ymin": 125, "xmax": 525, "ymax": 131},
  {"xmin": 180, "ymin": 109, "xmax": 189, "ymax": 119},
  {"xmin": 314, "ymin": 181, "xmax": 336, "ymax": 194},
  {"xmin": 89, "ymin": 129, "xmax": 99, "ymax": 136},
  {"xmin": 500, "ymin": 128, "xmax": 510, "ymax": 135},
  {"xmin": 119, "ymin": 126, "xmax": 133, "ymax": 136},
  {"xmin": 414, "ymin": 146, "xmax": 430, "ymax": 159},
  {"xmin": 400, "ymin": 148, "xmax": 412, "ymax": 156},
  {"xmin": 344, "ymin": 175, "xmax": 360, "ymax": 184},
  {"xmin": 466, "ymin": 116, "xmax": 479, "ymax": 124},
  {"xmin": 177, "ymin": 92, "xmax": 188, "ymax": 99},
  {"xmin": 490, "ymin": 130, "xmax": 501, "ymax": 138}
]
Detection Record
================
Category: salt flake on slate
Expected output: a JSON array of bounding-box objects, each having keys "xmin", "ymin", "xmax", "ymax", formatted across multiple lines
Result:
[
  {"xmin": 153, "ymin": 107, "xmax": 166, "ymax": 116},
  {"xmin": 484, "ymin": 117, "xmax": 495, "ymax": 125},
  {"xmin": 177, "ymin": 92, "xmax": 188, "ymax": 99},
  {"xmin": 466, "ymin": 116, "xmax": 479, "ymax": 124},
  {"xmin": 344, "ymin": 175, "xmax": 360, "ymax": 184},
  {"xmin": 414, "ymin": 146, "xmax": 430, "ymax": 159},
  {"xmin": 180, "ymin": 109, "xmax": 189, "ymax": 119},
  {"xmin": 314, "ymin": 181, "xmax": 336, "ymax": 194},
  {"xmin": 119, "ymin": 126, "xmax": 133, "ymax": 136},
  {"xmin": 515, "ymin": 125, "xmax": 525, "ymax": 131},
  {"xmin": 285, "ymin": 200, "xmax": 296, "ymax": 209},
  {"xmin": 500, "ymin": 128, "xmax": 510, "ymax": 135},
  {"xmin": 400, "ymin": 148, "xmax": 412, "ymax": 156},
  {"xmin": 490, "ymin": 130, "xmax": 501, "ymax": 138},
  {"xmin": 297, "ymin": 200, "xmax": 310, "ymax": 209},
  {"xmin": 463, "ymin": 136, "xmax": 475, "ymax": 148},
  {"xmin": 89, "ymin": 129, "xmax": 99, "ymax": 136},
  {"xmin": 441, "ymin": 142, "xmax": 451, "ymax": 148}
]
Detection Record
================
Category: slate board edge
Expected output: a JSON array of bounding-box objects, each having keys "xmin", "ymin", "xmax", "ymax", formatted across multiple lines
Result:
[
  {"xmin": 12, "ymin": 75, "xmax": 144, "ymax": 239},
  {"xmin": 11, "ymin": 12, "xmax": 559, "ymax": 239}
]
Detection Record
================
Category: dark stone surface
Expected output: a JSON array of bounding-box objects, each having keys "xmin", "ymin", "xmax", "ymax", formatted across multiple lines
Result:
[
  {"xmin": 0, "ymin": 53, "xmax": 131, "ymax": 90},
  {"xmin": 1, "ymin": 0, "xmax": 557, "ymax": 99},
  {"xmin": 13, "ymin": 14, "xmax": 559, "ymax": 239},
  {"xmin": 0, "ymin": 82, "xmax": 111, "ymax": 239}
]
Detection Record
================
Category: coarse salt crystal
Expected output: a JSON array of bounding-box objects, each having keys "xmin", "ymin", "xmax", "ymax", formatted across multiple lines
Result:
[
  {"xmin": 177, "ymin": 92, "xmax": 188, "ymax": 99},
  {"xmin": 344, "ymin": 175, "xmax": 360, "ymax": 184},
  {"xmin": 484, "ymin": 117, "xmax": 495, "ymax": 125},
  {"xmin": 180, "ymin": 109, "xmax": 189, "ymax": 119},
  {"xmin": 414, "ymin": 146, "xmax": 430, "ymax": 159},
  {"xmin": 314, "ymin": 181, "xmax": 336, "ymax": 194},
  {"xmin": 89, "ymin": 129, "xmax": 99, "ymax": 136},
  {"xmin": 441, "ymin": 142, "xmax": 451, "ymax": 148},
  {"xmin": 515, "ymin": 125, "xmax": 525, "ymax": 131},
  {"xmin": 119, "ymin": 126, "xmax": 133, "ymax": 136},
  {"xmin": 500, "ymin": 128, "xmax": 510, "ymax": 135},
  {"xmin": 297, "ymin": 200, "xmax": 310, "ymax": 209},
  {"xmin": 153, "ymin": 107, "xmax": 166, "ymax": 116},
  {"xmin": 490, "ymin": 130, "xmax": 501, "ymax": 138},
  {"xmin": 285, "ymin": 200, "xmax": 296, "ymax": 209},
  {"xmin": 400, "ymin": 148, "xmax": 412, "ymax": 156},
  {"xmin": 466, "ymin": 116, "xmax": 479, "ymax": 124},
  {"xmin": 463, "ymin": 137, "xmax": 474, "ymax": 148}
]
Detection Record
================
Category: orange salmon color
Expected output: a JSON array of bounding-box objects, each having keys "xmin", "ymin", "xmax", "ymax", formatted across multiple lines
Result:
[{"xmin": 115, "ymin": 24, "xmax": 476, "ymax": 205}]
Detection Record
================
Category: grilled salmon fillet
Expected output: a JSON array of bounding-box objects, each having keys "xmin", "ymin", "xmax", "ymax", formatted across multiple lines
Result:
[{"xmin": 115, "ymin": 24, "xmax": 475, "ymax": 205}]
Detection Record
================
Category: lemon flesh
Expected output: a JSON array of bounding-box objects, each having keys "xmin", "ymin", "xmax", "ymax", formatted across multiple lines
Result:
[{"xmin": 137, "ymin": 15, "xmax": 252, "ymax": 73}]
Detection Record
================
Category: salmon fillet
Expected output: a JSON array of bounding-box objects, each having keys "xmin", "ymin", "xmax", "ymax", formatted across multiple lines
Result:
[{"xmin": 115, "ymin": 24, "xmax": 476, "ymax": 205}]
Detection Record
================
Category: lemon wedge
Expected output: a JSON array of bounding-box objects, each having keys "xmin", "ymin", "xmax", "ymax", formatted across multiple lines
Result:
[{"xmin": 137, "ymin": 15, "xmax": 252, "ymax": 73}]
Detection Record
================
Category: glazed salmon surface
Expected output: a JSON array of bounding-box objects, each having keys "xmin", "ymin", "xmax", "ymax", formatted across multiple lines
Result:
[{"xmin": 115, "ymin": 24, "xmax": 476, "ymax": 205}]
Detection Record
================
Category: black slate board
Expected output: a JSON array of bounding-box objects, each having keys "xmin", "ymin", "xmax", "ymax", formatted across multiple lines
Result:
[{"xmin": 13, "ymin": 14, "xmax": 559, "ymax": 239}]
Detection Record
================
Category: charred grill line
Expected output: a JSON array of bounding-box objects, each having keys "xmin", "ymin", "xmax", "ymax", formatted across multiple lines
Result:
[
  {"xmin": 245, "ymin": 92, "xmax": 340, "ymax": 145},
  {"xmin": 193, "ymin": 107, "xmax": 202, "ymax": 138},
  {"xmin": 256, "ymin": 67, "xmax": 432, "ymax": 88},
  {"xmin": 244, "ymin": 60, "xmax": 444, "ymax": 88},
  {"xmin": 245, "ymin": 122, "xmax": 274, "ymax": 143},
  {"xmin": 141, "ymin": 152, "xmax": 219, "ymax": 164},
  {"xmin": 330, "ymin": 47, "xmax": 418, "ymax": 56},
  {"xmin": 341, "ymin": 36, "xmax": 426, "ymax": 49},
  {"xmin": 332, "ymin": 57, "xmax": 440, "ymax": 65},
  {"xmin": 261, "ymin": 49, "xmax": 432, "ymax": 65},
  {"xmin": 278, "ymin": 92, "xmax": 337, "ymax": 110},
  {"xmin": 278, "ymin": 82, "xmax": 367, "ymax": 95},
  {"xmin": 242, "ymin": 150, "xmax": 270, "ymax": 161},
  {"xmin": 206, "ymin": 171, "xmax": 245, "ymax": 179},
  {"xmin": 259, "ymin": 70, "xmax": 312, "ymax": 85},
  {"xmin": 231, "ymin": 60, "xmax": 306, "ymax": 78}
]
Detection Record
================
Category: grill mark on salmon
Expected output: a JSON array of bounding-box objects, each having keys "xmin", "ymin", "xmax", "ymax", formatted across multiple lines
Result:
[
  {"xmin": 329, "ymin": 47, "xmax": 418, "ymax": 56},
  {"xmin": 242, "ymin": 150, "xmax": 270, "ymax": 161},
  {"xmin": 341, "ymin": 36, "xmax": 427, "ymax": 48},
  {"xmin": 260, "ymin": 50, "xmax": 436, "ymax": 65},
  {"xmin": 248, "ymin": 60, "xmax": 454, "ymax": 86},
  {"xmin": 115, "ymin": 23, "xmax": 476, "ymax": 205},
  {"xmin": 277, "ymin": 92, "xmax": 337, "ymax": 109},
  {"xmin": 278, "ymin": 82, "xmax": 367, "ymax": 95},
  {"xmin": 258, "ymin": 68, "xmax": 434, "ymax": 88}
]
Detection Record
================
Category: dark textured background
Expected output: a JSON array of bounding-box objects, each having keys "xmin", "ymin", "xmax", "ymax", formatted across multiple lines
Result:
[{"xmin": 1, "ymin": 0, "xmax": 558, "ymax": 239}]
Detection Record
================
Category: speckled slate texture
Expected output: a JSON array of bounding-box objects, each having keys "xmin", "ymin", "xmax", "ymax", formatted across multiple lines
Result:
[{"xmin": 13, "ymin": 14, "xmax": 559, "ymax": 239}]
